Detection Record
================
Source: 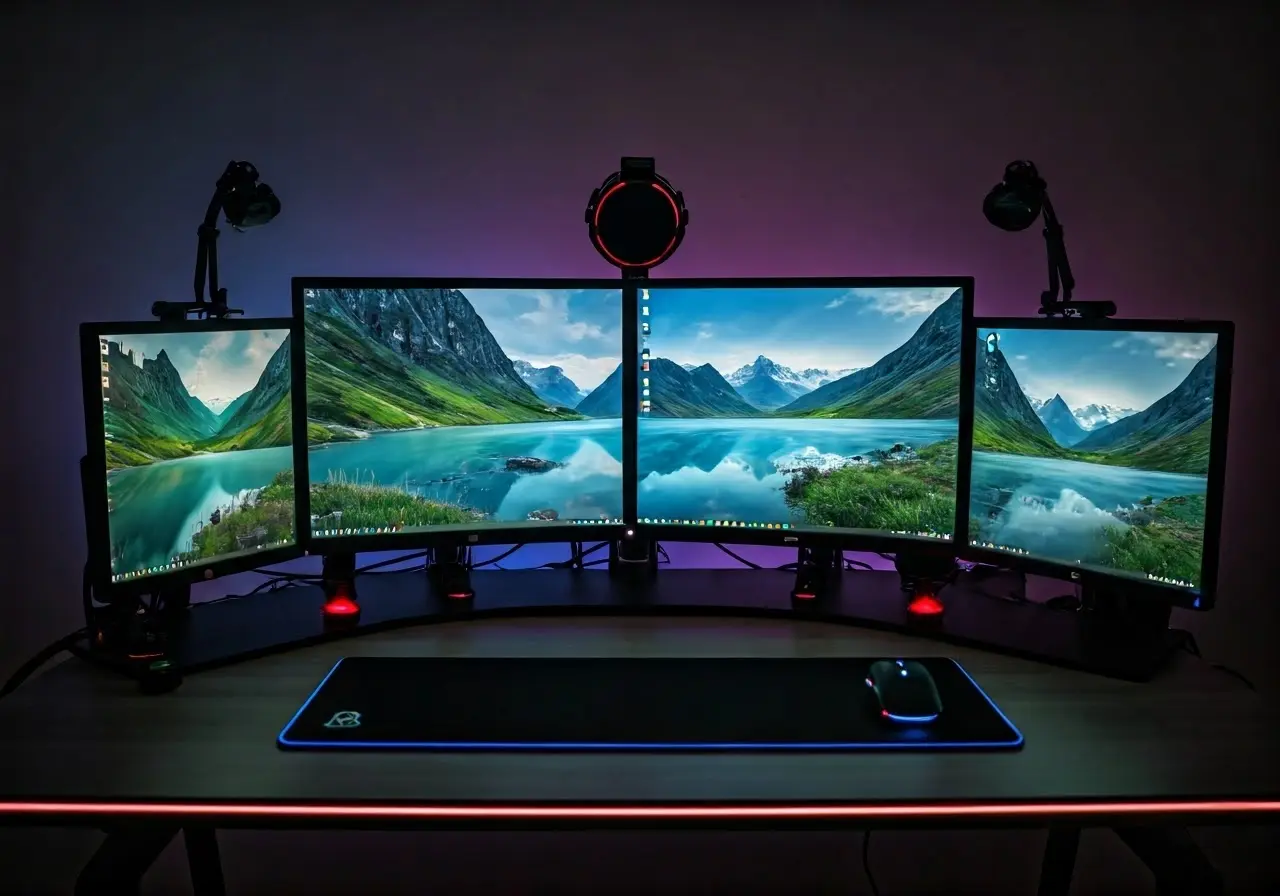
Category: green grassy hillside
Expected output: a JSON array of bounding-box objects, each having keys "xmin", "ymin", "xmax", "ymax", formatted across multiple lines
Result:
[
  {"xmin": 783, "ymin": 438, "xmax": 957, "ymax": 534},
  {"xmin": 1101, "ymin": 493, "xmax": 1205, "ymax": 585},
  {"xmin": 973, "ymin": 408, "xmax": 1072, "ymax": 458},
  {"xmin": 188, "ymin": 469, "xmax": 296, "ymax": 559},
  {"xmin": 793, "ymin": 362, "xmax": 959, "ymax": 419},
  {"xmin": 309, "ymin": 471, "xmax": 483, "ymax": 530},
  {"xmin": 197, "ymin": 395, "xmax": 292, "ymax": 452},
  {"xmin": 103, "ymin": 407, "xmax": 198, "ymax": 469},
  {"xmin": 306, "ymin": 313, "xmax": 581, "ymax": 434},
  {"xmin": 1090, "ymin": 418, "xmax": 1211, "ymax": 476}
]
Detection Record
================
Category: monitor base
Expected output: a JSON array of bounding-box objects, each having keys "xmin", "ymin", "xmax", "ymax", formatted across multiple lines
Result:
[
  {"xmin": 427, "ymin": 546, "xmax": 474, "ymax": 601},
  {"xmin": 147, "ymin": 568, "xmax": 1188, "ymax": 683}
]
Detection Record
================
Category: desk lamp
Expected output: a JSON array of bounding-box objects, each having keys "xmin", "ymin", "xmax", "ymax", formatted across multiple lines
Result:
[
  {"xmin": 152, "ymin": 160, "xmax": 281, "ymax": 321},
  {"xmin": 983, "ymin": 160, "xmax": 1114, "ymax": 319}
]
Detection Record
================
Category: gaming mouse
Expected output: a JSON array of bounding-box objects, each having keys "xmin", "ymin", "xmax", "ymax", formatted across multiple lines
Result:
[{"xmin": 867, "ymin": 659, "xmax": 942, "ymax": 723}]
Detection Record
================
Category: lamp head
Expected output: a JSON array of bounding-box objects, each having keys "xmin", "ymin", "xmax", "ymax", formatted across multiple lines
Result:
[
  {"xmin": 217, "ymin": 161, "xmax": 280, "ymax": 230},
  {"xmin": 586, "ymin": 157, "xmax": 688, "ymax": 273},
  {"xmin": 982, "ymin": 160, "xmax": 1046, "ymax": 232}
]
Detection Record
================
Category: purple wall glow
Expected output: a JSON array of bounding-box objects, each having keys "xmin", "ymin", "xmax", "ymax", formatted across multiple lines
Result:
[{"xmin": 6, "ymin": 4, "xmax": 1278, "ymax": 684}]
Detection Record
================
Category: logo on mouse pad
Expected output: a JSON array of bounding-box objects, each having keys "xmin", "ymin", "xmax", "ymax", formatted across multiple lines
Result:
[{"xmin": 323, "ymin": 711, "xmax": 362, "ymax": 729}]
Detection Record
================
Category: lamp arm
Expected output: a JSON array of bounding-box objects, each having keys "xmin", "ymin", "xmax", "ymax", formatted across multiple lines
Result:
[
  {"xmin": 1038, "ymin": 193, "xmax": 1076, "ymax": 307},
  {"xmin": 192, "ymin": 192, "xmax": 224, "ymax": 305}
]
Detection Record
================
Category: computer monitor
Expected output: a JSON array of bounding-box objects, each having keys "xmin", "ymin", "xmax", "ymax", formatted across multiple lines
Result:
[
  {"xmin": 963, "ymin": 318, "xmax": 1233, "ymax": 609},
  {"xmin": 80, "ymin": 318, "xmax": 303, "ymax": 592},
  {"xmin": 633, "ymin": 277, "xmax": 974, "ymax": 549},
  {"xmin": 294, "ymin": 278, "xmax": 627, "ymax": 548}
]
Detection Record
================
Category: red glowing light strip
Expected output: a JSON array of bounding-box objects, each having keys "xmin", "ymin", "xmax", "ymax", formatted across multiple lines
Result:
[
  {"xmin": 592, "ymin": 181, "xmax": 681, "ymax": 269},
  {"xmin": 1, "ymin": 800, "xmax": 1277, "ymax": 820}
]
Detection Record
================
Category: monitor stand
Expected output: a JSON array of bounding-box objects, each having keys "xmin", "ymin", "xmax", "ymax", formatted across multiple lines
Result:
[
  {"xmin": 1072, "ymin": 583, "xmax": 1188, "ymax": 675},
  {"xmin": 609, "ymin": 537, "xmax": 659, "ymax": 582},
  {"xmin": 790, "ymin": 547, "xmax": 841, "ymax": 603},
  {"xmin": 427, "ymin": 545, "xmax": 475, "ymax": 602}
]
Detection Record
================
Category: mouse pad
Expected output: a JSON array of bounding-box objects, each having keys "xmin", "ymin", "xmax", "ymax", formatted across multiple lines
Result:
[{"xmin": 278, "ymin": 657, "xmax": 1023, "ymax": 751}]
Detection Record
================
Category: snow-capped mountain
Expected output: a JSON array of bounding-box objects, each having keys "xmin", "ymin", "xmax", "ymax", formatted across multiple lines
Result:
[
  {"xmin": 511, "ymin": 360, "xmax": 587, "ymax": 409},
  {"xmin": 1073, "ymin": 403, "xmax": 1138, "ymax": 430},
  {"xmin": 723, "ymin": 356, "xmax": 863, "ymax": 410},
  {"xmin": 1024, "ymin": 392, "xmax": 1136, "ymax": 430}
]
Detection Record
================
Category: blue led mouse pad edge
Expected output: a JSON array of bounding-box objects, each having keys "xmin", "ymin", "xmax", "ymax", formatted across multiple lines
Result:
[{"xmin": 277, "ymin": 657, "xmax": 1023, "ymax": 751}]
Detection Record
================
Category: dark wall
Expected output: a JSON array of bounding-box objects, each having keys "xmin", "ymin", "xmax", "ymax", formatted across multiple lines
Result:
[{"xmin": 6, "ymin": 3, "xmax": 1277, "ymax": 682}]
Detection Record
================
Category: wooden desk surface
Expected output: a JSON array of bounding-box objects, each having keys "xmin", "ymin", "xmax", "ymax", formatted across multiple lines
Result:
[{"xmin": 0, "ymin": 616, "xmax": 1277, "ymax": 826}]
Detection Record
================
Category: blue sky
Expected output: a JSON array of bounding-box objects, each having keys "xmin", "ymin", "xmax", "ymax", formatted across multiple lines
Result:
[
  {"xmin": 983, "ymin": 327, "xmax": 1218, "ymax": 411},
  {"xmin": 465, "ymin": 288, "xmax": 622, "ymax": 390},
  {"xmin": 641, "ymin": 285, "xmax": 959, "ymax": 374},
  {"xmin": 113, "ymin": 329, "xmax": 288, "ymax": 409}
]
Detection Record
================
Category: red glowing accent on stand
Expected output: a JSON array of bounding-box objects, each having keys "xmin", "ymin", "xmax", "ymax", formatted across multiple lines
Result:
[
  {"xmin": 592, "ymin": 181, "xmax": 682, "ymax": 269},
  {"xmin": 322, "ymin": 596, "xmax": 360, "ymax": 617},
  {"xmin": 793, "ymin": 592, "xmax": 816, "ymax": 600},
  {"xmin": 447, "ymin": 592, "xmax": 475, "ymax": 601},
  {"xmin": 907, "ymin": 595, "xmax": 945, "ymax": 616}
]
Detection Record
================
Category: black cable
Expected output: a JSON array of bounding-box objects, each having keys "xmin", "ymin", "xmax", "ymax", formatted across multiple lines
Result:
[
  {"xmin": 360, "ymin": 550, "xmax": 430, "ymax": 573},
  {"xmin": 712, "ymin": 543, "xmax": 762, "ymax": 569},
  {"xmin": 862, "ymin": 831, "xmax": 880, "ymax": 896},
  {"xmin": 844, "ymin": 556, "xmax": 874, "ymax": 571},
  {"xmin": 468, "ymin": 544, "xmax": 527, "ymax": 570},
  {"xmin": 877, "ymin": 552, "xmax": 896, "ymax": 562},
  {"xmin": 657, "ymin": 544, "xmax": 671, "ymax": 564},
  {"xmin": 0, "ymin": 630, "xmax": 89, "ymax": 702},
  {"xmin": 1179, "ymin": 632, "xmax": 1257, "ymax": 691},
  {"xmin": 541, "ymin": 542, "xmax": 610, "ymax": 570}
]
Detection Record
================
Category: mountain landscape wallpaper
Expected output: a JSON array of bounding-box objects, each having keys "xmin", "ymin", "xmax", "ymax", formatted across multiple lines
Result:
[
  {"xmin": 635, "ymin": 285, "xmax": 965, "ymax": 538},
  {"xmin": 971, "ymin": 327, "xmax": 1219, "ymax": 590},
  {"xmin": 98, "ymin": 328, "xmax": 295, "ymax": 580},
  {"xmin": 302, "ymin": 286, "xmax": 623, "ymax": 535}
]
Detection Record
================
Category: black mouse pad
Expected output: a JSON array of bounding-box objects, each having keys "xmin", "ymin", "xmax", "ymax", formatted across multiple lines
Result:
[{"xmin": 278, "ymin": 657, "xmax": 1023, "ymax": 751}]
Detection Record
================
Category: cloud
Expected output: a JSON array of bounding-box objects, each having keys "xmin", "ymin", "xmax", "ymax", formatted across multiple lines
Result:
[
  {"xmin": 1014, "ymin": 354, "xmax": 1029, "ymax": 361},
  {"xmin": 1136, "ymin": 332, "xmax": 1216, "ymax": 361},
  {"xmin": 696, "ymin": 323, "xmax": 714, "ymax": 341},
  {"xmin": 854, "ymin": 287, "xmax": 956, "ymax": 320},
  {"xmin": 1166, "ymin": 361, "xmax": 1176, "ymax": 367},
  {"xmin": 517, "ymin": 290, "xmax": 604, "ymax": 343},
  {"xmin": 1111, "ymin": 338, "xmax": 1129, "ymax": 349},
  {"xmin": 825, "ymin": 295, "xmax": 850, "ymax": 309},
  {"xmin": 186, "ymin": 329, "xmax": 286, "ymax": 403}
]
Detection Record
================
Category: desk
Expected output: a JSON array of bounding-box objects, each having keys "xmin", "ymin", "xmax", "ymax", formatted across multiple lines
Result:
[{"xmin": 0, "ymin": 616, "xmax": 1276, "ymax": 895}]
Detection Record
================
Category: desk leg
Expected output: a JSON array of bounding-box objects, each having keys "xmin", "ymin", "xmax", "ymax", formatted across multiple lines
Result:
[
  {"xmin": 74, "ymin": 824, "xmax": 178, "ymax": 896},
  {"xmin": 183, "ymin": 827, "xmax": 226, "ymax": 896},
  {"xmin": 1113, "ymin": 826, "xmax": 1224, "ymax": 896},
  {"xmin": 1037, "ymin": 827, "xmax": 1080, "ymax": 896}
]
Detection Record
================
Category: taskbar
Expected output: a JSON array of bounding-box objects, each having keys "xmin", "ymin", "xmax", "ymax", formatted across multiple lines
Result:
[
  {"xmin": 970, "ymin": 540, "xmax": 1198, "ymax": 591},
  {"xmin": 314, "ymin": 519, "xmax": 625, "ymax": 538},
  {"xmin": 639, "ymin": 518, "xmax": 952, "ymax": 540},
  {"xmin": 111, "ymin": 536, "xmax": 297, "ymax": 583}
]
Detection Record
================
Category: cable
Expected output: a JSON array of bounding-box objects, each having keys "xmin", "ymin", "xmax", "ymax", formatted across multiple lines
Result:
[
  {"xmin": 0, "ymin": 630, "xmax": 90, "ymax": 702},
  {"xmin": 468, "ymin": 544, "xmax": 527, "ymax": 570},
  {"xmin": 657, "ymin": 544, "xmax": 671, "ymax": 564},
  {"xmin": 844, "ymin": 556, "xmax": 874, "ymax": 571},
  {"xmin": 712, "ymin": 543, "xmax": 762, "ymax": 569},
  {"xmin": 877, "ymin": 552, "xmax": 896, "ymax": 562},
  {"xmin": 1179, "ymin": 632, "xmax": 1257, "ymax": 691},
  {"xmin": 861, "ymin": 830, "xmax": 880, "ymax": 896},
  {"xmin": 360, "ymin": 550, "xmax": 430, "ymax": 573},
  {"xmin": 541, "ymin": 542, "xmax": 610, "ymax": 570}
]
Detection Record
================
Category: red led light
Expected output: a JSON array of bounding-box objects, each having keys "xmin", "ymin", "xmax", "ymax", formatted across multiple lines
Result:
[
  {"xmin": 907, "ymin": 595, "xmax": 945, "ymax": 616},
  {"xmin": 447, "ymin": 592, "xmax": 475, "ymax": 601},
  {"xmin": 592, "ymin": 182, "xmax": 681, "ymax": 269},
  {"xmin": 793, "ymin": 592, "xmax": 816, "ymax": 600},
  {"xmin": 323, "ymin": 596, "xmax": 360, "ymax": 617},
  {"xmin": 1, "ymin": 799, "xmax": 1277, "ymax": 821}
]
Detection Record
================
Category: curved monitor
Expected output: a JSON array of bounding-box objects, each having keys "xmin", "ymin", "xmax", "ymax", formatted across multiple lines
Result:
[
  {"xmin": 962, "ymin": 318, "xmax": 1233, "ymax": 609},
  {"xmin": 632, "ymin": 277, "xmax": 974, "ymax": 550},
  {"xmin": 80, "ymin": 318, "xmax": 303, "ymax": 593},
  {"xmin": 295, "ymin": 278, "xmax": 627, "ymax": 549}
]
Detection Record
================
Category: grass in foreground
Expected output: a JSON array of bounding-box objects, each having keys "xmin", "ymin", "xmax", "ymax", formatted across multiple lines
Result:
[
  {"xmin": 309, "ymin": 470, "xmax": 483, "ymax": 530},
  {"xmin": 188, "ymin": 469, "xmax": 295, "ymax": 559},
  {"xmin": 1101, "ymin": 493, "xmax": 1205, "ymax": 585},
  {"xmin": 783, "ymin": 438, "xmax": 957, "ymax": 533}
]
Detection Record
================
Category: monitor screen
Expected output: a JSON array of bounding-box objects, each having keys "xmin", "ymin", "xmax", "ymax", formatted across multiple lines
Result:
[
  {"xmin": 635, "ymin": 281, "xmax": 968, "ymax": 542},
  {"xmin": 300, "ymin": 283, "xmax": 624, "ymax": 541},
  {"xmin": 92, "ymin": 324, "xmax": 297, "ymax": 584},
  {"xmin": 969, "ymin": 322, "xmax": 1224, "ymax": 595}
]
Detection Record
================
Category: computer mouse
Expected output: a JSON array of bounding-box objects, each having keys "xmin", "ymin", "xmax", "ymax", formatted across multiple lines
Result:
[{"xmin": 866, "ymin": 659, "xmax": 942, "ymax": 723}]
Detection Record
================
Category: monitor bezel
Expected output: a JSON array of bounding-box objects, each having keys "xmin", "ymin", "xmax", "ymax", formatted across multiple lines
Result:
[
  {"xmin": 292, "ymin": 277, "xmax": 631, "ymax": 552},
  {"xmin": 958, "ymin": 316, "xmax": 1234, "ymax": 611},
  {"xmin": 80, "ymin": 316, "xmax": 306, "ymax": 597},
  {"xmin": 630, "ymin": 276, "xmax": 975, "ymax": 554}
]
